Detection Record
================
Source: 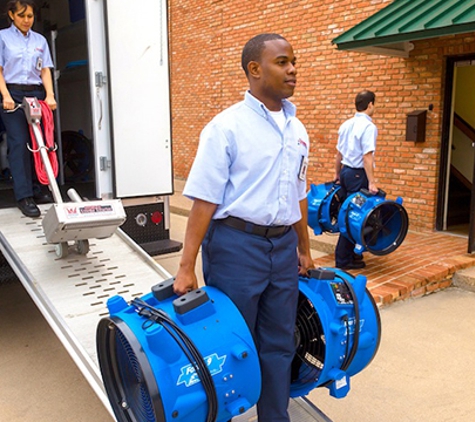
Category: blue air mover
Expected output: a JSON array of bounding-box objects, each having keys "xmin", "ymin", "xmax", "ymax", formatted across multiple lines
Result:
[
  {"xmin": 97, "ymin": 270, "xmax": 381, "ymax": 420},
  {"xmin": 307, "ymin": 182, "xmax": 343, "ymax": 235},
  {"xmin": 307, "ymin": 183, "xmax": 409, "ymax": 256},
  {"xmin": 96, "ymin": 278, "xmax": 261, "ymax": 422},
  {"xmin": 291, "ymin": 268, "xmax": 381, "ymax": 398},
  {"xmin": 338, "ymin": 188, "xmax": 409, "ymax": 255}
]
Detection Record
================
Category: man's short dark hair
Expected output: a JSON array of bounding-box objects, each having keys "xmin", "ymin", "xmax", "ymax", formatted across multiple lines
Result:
[
  {"xmin": 355, "ymin": 90, "xmax": 376, "ymax": 112},
  {"xmin": 241, "ymin": 33, "xmax": 287, "ymax": 76}
]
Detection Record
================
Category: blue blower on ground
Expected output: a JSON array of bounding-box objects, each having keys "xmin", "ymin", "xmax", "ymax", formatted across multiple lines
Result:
[
  {"xmin": 307, "ymin": 182, "xmax": 409, "ymax": 255},
  {"xmin": 97, "ymin": 269, "xmax": 381, "ymax": 421}
]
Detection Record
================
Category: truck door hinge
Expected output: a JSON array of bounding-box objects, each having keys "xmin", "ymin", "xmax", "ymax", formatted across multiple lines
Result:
[
  {"xmin": 100, "ymin": 156, "xmax": 111, "ymax": 171},
  {"xmin": 95, "ymin": 71, "xmax": 107, "ymax": 88}
]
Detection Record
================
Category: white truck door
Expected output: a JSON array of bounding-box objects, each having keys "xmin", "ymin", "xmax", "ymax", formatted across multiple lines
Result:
[
  {"xmin": 84, "ymin": 0, "xmax": 114, "ymax": 199},
  {"xmin": 103, "ymin": 0, "xmax": 173, "ymax": 198}
]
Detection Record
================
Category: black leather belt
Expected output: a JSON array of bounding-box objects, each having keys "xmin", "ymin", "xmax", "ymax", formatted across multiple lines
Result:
[
  {"xmin": 220, "ymin": 216, "xmax": 291, "ymax": 238},
  {"xmin": 6, "ymin": 84, "xmax": 44, "ymax": 92},
  {"xmin": 342, "ymin": 164, "xmax": 364, "ymax": 170}
]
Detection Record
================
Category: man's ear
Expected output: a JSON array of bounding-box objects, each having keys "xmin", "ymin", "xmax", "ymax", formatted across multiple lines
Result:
[
  {"xmin": 7, "ymin": 11, "xmax": 14, "ymax": 21},
  {"xmin": 247, "ymin": 61, "xmax": 260, "ymax": 79}
]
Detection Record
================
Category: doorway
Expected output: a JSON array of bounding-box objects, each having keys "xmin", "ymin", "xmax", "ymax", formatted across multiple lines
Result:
[{"xmin": 438, "ymin": 55, "xmax": 475, "ymax": 253}]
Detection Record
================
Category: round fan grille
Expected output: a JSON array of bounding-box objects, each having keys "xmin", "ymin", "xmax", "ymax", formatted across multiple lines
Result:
[
  {"xmin": 327, "ymin": 190, "xmax": 343, "ymax": 232},
  {"xmin": 115, "ymin": 328, "xmax": 156, "ymax": 421},
  {"xmin": 97, "ymin": 317, "xmax": 164, "ymax": 422},
  {"xmin": 291, "ymin": 292, "xmax": 326, "ymax": 386},
  {"xmin": 361, "ymin": 202, "xmax": 408, "ymax": 255}
]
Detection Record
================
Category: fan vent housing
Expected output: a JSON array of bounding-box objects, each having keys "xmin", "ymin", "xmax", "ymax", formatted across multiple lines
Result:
[
  {"xmin": 97, "ymin": 279, "xmax": 261, "ymax": 422},
  {"xmin": 307, "ymin": 183, "xmax": 409, "ymax": 255},
  {"xmin": 291, "ymin": 268, "xmax": 381, "ymax": 398},
  {"xmin": 307, "ymin": 182, "xmax": 343, "ymax": 235},
  {"xmin": 339, "ymin": 189, "xmax": 409, "ymax": 255}
]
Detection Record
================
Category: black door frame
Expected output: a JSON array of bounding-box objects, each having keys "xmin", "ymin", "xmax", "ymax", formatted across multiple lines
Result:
[{"xmin": 437, "ymin": 54, "xmax": 475, "ymax": 253}]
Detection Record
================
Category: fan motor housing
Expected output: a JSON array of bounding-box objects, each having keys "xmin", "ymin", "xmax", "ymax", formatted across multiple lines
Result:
[
  {"xmin": 291, "ymin": 268, "xmax": 381, "ymax": 398},
  {"xmin": 97, "ymin": 279, "xmax": 261, "ymax": 422},
  {"xmin": 307, "ymin": 183, "xmax": 409, "ymax": 256},
  {"xmin": 307, "ymin": 182, "xmax": 343, "ymax": 235},
  {"xmin": 338, "ymin": 189, "xmax": 409, "ymax": 255}
]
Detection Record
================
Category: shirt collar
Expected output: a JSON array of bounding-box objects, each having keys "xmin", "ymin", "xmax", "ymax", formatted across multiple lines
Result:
[
  {"xmin": 10, "ymin": 23, "xmax": 30, "ymax": 38},
  {"xmin": 244, "ymin": 90, "xmax": 296, "ymax": 120},
  {"xmin": 354, "ymin": 112, "xmax": 372, "ymax": 122}
]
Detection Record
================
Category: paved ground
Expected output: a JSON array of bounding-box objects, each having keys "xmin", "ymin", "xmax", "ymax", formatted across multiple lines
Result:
[{"xmin": 1, "ymin": 212, "xmax": 475, "ymax": 421}]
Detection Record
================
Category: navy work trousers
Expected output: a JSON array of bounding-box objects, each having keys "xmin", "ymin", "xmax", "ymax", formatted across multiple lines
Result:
[
  {"xmin": 1, "ymin": 87, "xmax": 45, "ymax": 201},
  {"xmin": 202, "ymin": 220, "xmax": 299, "ymax": 422},
  {"xmin": 335, "ymin": 165, "xmax": 369, "ymax": 267}
]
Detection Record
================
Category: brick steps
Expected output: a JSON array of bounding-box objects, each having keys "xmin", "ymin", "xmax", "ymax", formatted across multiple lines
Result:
[
  {"xmin": 170, "ymin": 178, "xmax": 475, "ymax": 308},
  {"xmin": 311, "ymin": 231, "xmax": 475, "ymax": 307}
]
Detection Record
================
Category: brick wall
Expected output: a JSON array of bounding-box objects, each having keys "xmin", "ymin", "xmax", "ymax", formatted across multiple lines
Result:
[{"xmin": 169, "ymin": 0, "xmax": 475, "ymax": 231}]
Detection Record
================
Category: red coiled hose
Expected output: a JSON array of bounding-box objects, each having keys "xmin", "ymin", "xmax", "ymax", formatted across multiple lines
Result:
[{"xmin": 28, "ymin": 100, "xmax": 59, "ymax": 185}]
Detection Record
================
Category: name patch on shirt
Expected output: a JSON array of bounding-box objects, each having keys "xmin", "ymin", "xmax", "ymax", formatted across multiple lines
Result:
[
  {"xmin": 35, "ymin": 57, "xmax": 43, "ymax": 71},
  {"xmin": 299, "ymin": 156, "xmax": 308, "ymax": 181}
]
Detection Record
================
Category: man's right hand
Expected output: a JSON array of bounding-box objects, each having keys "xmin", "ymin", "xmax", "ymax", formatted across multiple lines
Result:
[
  {"xmin": 368, "ymin": 181, "xmax": 378, "ymax": 194},
  {"xmin": 173, "ymin": 267, "xmax": 198, "ymax": 296},
  {"xmin": 2, "ymin": 95, "xmax": 14, "ymax": 110}
]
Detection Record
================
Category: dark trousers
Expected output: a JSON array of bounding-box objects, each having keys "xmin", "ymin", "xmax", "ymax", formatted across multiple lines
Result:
[
  {"xmin": 335, "ymin": 166, "xmax": 368, "ymax": 267},
  {"xmin": 1, "ymin": 87, "xmax": 45, "ymax": 201},
  {"xmin": 202, "ymin": 220, "xmax": 299, "ymax": 422}
]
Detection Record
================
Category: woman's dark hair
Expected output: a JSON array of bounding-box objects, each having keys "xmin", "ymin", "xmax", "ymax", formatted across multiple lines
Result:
[
  {"xmin": 355, "ymin": 90, "xmax": 375, "ymax": 112},
  {"xmin": 241, "ymin": 33, "xmax": 287, "ymax": 76},
  {"xmin": 6, "ymin": 0, "xmax": 36, "ymax": 20}
]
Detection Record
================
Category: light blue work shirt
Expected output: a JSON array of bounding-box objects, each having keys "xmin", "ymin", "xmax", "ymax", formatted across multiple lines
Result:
[
  {"xmin": 0, "ymin": 24, "xmax": 53, "ymax": 85},
  {"xmin": 184, "ymin": 91, "xmax": 310, "ymax": 226},
  {"xmin": 337, "ymin": 112, "xmax": 377, "ymax": 168}
]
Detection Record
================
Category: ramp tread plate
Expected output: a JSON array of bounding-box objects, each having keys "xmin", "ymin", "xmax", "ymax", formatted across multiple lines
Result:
[{"xmin": 0, "ymin": 206, "xmax": 171, "ymax": 415}]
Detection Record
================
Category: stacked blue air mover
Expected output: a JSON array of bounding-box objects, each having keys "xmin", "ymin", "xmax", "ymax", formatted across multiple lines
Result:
[
  {"xmin": 307, "ymin": 182, "xmax": 409, "ymax": 255},
  {"xmin": 97, "ymin": 269, "xmax": 381, "ymax": 422}
]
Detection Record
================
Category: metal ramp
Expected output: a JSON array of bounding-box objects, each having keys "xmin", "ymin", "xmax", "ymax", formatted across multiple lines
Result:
[
  {"xmin": 234, "ymin": 397, "xmax": 332, "ymax": 422},
  {"xmin": 0, "ymin": 206, "xmax": 332, "ymax": 422},
  {"xmin": 0, "ymin": 205, "xmax": 172, "ymax": 419}
]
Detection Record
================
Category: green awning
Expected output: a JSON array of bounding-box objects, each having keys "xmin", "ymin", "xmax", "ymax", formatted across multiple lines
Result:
[{"xmin": 332, "ymin": 0, "xmax": 475, "ymax": 57}]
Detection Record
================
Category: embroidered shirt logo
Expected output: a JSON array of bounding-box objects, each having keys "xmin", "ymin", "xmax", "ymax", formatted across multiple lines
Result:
[{"xmin": 298, "ymin": 138, "xmax": 307, "ymax": 149}]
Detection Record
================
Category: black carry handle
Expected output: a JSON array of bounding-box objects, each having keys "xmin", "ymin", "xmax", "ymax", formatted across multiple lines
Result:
[{"xmin": 360, "ymin": 187, "xmax": 386, "ymax": 197}]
